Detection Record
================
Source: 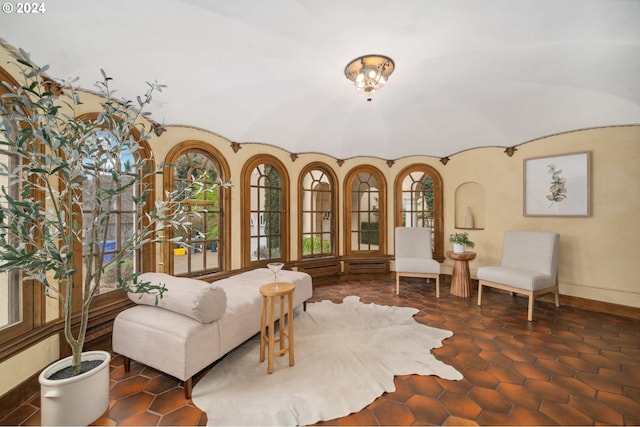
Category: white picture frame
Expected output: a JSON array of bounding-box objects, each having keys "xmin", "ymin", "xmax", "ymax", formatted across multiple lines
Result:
[{"xmin": 524, "ymin": 152, "xmax": 591, "ymax": 217}]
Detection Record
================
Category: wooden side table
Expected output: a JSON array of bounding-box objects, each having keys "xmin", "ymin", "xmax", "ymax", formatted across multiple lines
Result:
[
  {"xmin": 259, "ymin": 282, "xmax": 295, "ymax": 374},
  {"xmin": 447, "ymin": 251, "xmax": 476, "ymax": 298}
]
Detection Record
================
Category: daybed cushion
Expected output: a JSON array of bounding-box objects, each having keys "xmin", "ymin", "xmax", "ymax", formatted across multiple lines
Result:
[{"xmin": 128, "ymin": 272, "xmax": 227, "ymax": 323}]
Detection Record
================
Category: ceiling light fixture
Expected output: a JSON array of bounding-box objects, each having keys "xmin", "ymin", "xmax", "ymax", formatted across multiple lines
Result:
[{"xmin": 344, "ymin": 54, "xmax": 395, "ymax": 102}]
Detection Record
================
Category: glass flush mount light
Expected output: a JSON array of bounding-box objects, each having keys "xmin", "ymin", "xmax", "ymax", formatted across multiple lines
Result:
[{"xmin": 344, "ymin": 54, "xmax": 395, "ymax": 101}]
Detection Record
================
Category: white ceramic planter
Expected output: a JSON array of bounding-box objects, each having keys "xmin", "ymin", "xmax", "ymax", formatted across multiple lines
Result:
[
  {"xmin": 453, "ymin": 243, "xmax": 466, "ymax": 253},
  {"xmin": 39, "ymin": 350, "xmax": 111, "ymax": 426}
]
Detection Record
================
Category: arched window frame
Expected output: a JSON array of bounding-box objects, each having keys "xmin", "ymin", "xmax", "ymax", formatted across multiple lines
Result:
[
  {"xmin": 298, "ymin": 162, "xmax": 338, "ymax": 259},
  {"xmin": 70, "ymin": 113, "xmax": 157, "ymax": 310},
  {"xmin": 394, "ymin": 164, "xmax": 444, "ymax": 262},
  {"xmin": 0, "ymin": 66, "xmax": 40, "ymax": 348},
  {"xmin": 241, "ymin": 154, "xmax": 290, "ymax": 267},
  {"xmin": 164, "ymin": 141, "xmax": 231, "ymax": 277},
  {"xmin": 343, "ymin": 165, "xmax": 387, "ymax": 255}
]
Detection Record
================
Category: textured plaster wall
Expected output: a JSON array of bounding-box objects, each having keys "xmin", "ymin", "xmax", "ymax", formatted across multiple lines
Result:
[
  {"xmin": 438, "ymin": 127, "xmax": 640, "ymax": 308},
  {"xmin": 147, "ymin": 125, "xmax": 640, "ymax": 308}
]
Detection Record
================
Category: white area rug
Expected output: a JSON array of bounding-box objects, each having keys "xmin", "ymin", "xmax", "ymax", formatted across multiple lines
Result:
[{"xmin": 192, "ymin": 296, "xmax": 463, "ymax": 426}]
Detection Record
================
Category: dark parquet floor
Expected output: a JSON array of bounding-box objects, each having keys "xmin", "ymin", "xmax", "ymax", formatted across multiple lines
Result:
[{"xmin": 2, "ymin": 276, "xmax": 639, "ymax": 426}]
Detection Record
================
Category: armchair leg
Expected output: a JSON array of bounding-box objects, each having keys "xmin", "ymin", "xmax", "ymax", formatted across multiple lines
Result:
[
  {"xmin": 527, "ymin": 294, "xmax": 534, "ymax": 322},
  {"xmin": 554, "ymin": 288, "xmax": 560, "ymax": 307},
  {"xmin": 184, "ymin": 377, "xmax": 193, "ymax": 400},
  {"xmin": 123, "ymin": 356, "xmax": 131, "ymax": 372},
  {"xmin": 477, "ymin": 282, "xmax": 483, "ymax": 306},
  {"xmin": 396, "ymin": 272, "xmax": 440, "ymax": 297}
]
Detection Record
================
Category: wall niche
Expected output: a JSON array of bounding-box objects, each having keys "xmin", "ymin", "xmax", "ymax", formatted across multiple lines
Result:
[{"xmin": 455, "ymin": 182, "xmax": 485, "ymax": 230}]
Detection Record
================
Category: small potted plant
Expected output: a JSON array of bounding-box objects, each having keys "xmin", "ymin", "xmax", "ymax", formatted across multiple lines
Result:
[{"xmin": 449, "ymin": 232, "xmax": 475, "ymax": 253}]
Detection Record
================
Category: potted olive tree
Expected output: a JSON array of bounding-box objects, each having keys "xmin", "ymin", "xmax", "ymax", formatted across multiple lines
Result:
[{"xmin": 0, "ymin": 49, "xmax": 221, "ymax": 425}]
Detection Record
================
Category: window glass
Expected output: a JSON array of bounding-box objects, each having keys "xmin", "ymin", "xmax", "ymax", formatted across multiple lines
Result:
[
  {"xmin": 347, "ymin": 170, "xmax": 383, "ymax": 253},
  {"xmin": 351, "ymin": 172, "xmax": 380, "ymax": 251},
  {"xmin": 81, "ymin": 131, "xmax": 140, "ymax": 295},
  {"xmin": 172, "ymin": 151, "xmax": 224, "ymax": 275},
  {"xmin": 250, "ymin": 164, "xmax": 283, "ymax": 261},
  {"xmin": 0, "ymin": 145, "xmax": 22, "ymax": 329},
  {"xmin": 400, "ymin": 172, "xmax": 434, "ymax": 227},
  {"xmin": 400, "ymin": 171, "xmax": 434, "ymax": 250},
  {"xmin": 301, "ymin": 167, "xmax": 335, "ymax": 257},
  {"xmin": 395, "ymin": 164, "xmax": 443, "ymax": 260},
  {"xmin": 0, "ymin": 68, "xmax": 38, "ymax": 343}
]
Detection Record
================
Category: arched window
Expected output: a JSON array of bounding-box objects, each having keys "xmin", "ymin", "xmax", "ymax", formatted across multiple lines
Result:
[
  {"xmin": 0, "ymin": 133, "xmax": 23, "ymax": 327},
  {"xmin": 394, "ymin": 164, "xmax": 444, "ymax": 261},
  {"xmin": 299, "ymin": 163, "xmax": 338, "ymax": 258},
  {"xmin": 344, "ymin": 166, "xmax": 386, "ymax": 255},
  {"xmin": 75, "ymin": 121, "xmax": 155, "ymax": 298},
  {"xmin": 165, "ymin": 142, "xmax": 230, "ymax": 277},
  {"xmin": 0, "ymin": 67, "xmax": 38, "ymax": 344},
  {"xmin": 241, "ymin": 155, "xmax": 289, "ymax": 267}
]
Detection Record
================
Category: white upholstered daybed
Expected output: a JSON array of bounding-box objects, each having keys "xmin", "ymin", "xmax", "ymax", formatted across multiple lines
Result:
[{"xmin": 112, "ymin": 268, "xmax": 313, "ymax": 398}]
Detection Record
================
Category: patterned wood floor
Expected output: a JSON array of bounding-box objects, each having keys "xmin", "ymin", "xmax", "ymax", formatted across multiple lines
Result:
[{"xmin": 2, "ymin": 276, "xmax": 639, "ymax": 426}]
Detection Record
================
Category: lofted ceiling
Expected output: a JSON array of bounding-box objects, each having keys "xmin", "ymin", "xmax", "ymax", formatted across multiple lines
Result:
[{"xmin": 1, "ymin": 0, "xmax": 639, "ymax": 160}]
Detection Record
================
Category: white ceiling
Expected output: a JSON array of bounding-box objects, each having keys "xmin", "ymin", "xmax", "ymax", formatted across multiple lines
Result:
[{"xmin": 2, "ymin": 0, "xmax": 639, "ymax": 159}]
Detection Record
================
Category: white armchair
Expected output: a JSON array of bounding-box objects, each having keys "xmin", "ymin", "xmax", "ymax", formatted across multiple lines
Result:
[
  {"xmin": 395, "ymin": 227, "xmax": 441, "ymax": 297},
  {"xmin": 477, "ymin": 230, "xmax": 560, "ymax": 321}
]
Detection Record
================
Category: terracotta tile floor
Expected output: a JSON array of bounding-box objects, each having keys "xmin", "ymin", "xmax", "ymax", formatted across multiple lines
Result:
[{"xmin": 3, "ymin": 276, "xmax": 640, "ymax": 426}]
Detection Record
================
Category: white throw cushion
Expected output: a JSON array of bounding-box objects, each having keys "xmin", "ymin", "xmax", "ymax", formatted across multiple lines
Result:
[{"xmin": 128, "ymin": 272, "xmax": 227, "ymax": 323}]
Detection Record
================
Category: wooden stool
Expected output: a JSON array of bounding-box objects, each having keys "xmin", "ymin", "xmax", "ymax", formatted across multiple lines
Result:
[{"xmin": 259, "ymin": 282, "xmax": 295, "ymax": 374}]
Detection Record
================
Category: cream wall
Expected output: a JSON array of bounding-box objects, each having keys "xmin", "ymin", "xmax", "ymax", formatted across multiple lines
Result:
[
  {"xmin": 439, "ymin": 127, "xmax": 640, "ymax": 308},
  {"xmin": 0, "ymin": 337, "xmax": 59, "ymax": 396}
]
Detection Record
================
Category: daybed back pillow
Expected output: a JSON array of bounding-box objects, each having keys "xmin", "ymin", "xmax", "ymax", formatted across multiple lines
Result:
[{"xmin": 129, "ymin": 272, "xmax": 227, "ymax": 323}]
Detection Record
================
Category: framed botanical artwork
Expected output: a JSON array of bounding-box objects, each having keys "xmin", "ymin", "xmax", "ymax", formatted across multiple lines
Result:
[{"xmin": 524, "ymin": 151, "xmax": 591, "ymax": 217}]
